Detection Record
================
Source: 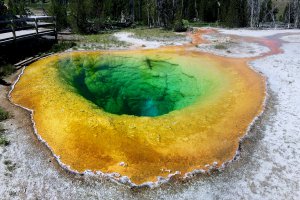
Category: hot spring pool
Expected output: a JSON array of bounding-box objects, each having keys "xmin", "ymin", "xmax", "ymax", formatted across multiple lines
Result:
[
  {"xmin": 11, "ymin": 49, "xmax": 266, "ymax": 185},
  {"xmin": 58, "ymin": 55, "xmax": 206, "ymax": 117}
]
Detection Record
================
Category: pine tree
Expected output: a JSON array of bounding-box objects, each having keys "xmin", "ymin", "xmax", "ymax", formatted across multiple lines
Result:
[
  {"xmin": 69, "ymin": 0, "xmax": 88, "ymax": 33},
  {"xmin": 50, "ymin": 0, "xmax": 68, "ymax": 30},
  {"xmin": 225, "ymin": 0, "xmax": 248, "ymax": 27},
  {"xmin": 0, "ymin": 0, "xmax": 8, "ymax": 16},
  {"xmin": 294, "ymin": 0, "xmax": 300, "ymax": 28},
  {"xmin": 7, "ymin": 0, "xmax": 26, "ymax": 16}
]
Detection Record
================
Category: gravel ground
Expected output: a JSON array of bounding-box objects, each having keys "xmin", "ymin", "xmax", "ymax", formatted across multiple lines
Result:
[{"xmin": 0, "ymin": 29, "xmax": 299, "ymax": 199}]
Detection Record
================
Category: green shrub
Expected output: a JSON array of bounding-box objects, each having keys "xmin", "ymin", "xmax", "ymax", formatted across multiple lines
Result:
[
  {"xmin": 214, "ymin": 44, "xmax": 227, "ymax": 50},
  {"xmin": 0, "ymin": 107, "xmax": 10, "ymax": 146},
  {"xmin": 127, "ymin": 27, "xmax": 185, "ymax": 41},
  {"xmin": 0, "ymin": 135, "xmax": 10, "ymax": 146},
  {"xmin": 0, "ymin": 63, "xmax": 15, "ymax": 78},
  {"xmin": 50, "ymin": 41, "xmax": 76, "ymax": 53},
  {"xmin": 0, "ymin": 124, "xmax": 9, "ymax": 146},
  {"xmin": 189, "ymin": 21, "xmax": 218, "ymax": 27},
  {"xmin": 174, "ymin": 19, "xmax": 189, "ymax": 32},
  {"xmin": 182, "ymin": 19, "xmax": 189, "ymax": 28},
  {"xmin": 0, "ymin": 107, "xmax": 9, "ymax": 121}
]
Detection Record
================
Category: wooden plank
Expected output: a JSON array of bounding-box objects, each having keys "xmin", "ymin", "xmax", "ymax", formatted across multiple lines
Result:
[
  {"xmin": 1, "ymin": 32, "xmax": 55, "ymax": 44},
  {"xmin": 0, "ymin": 16, "xmax": 57, "ymax": 45},
  {"xmin": 27, "ymin": 16, "xmax": 55, "ymax": 20},
  {"xmin": 0, "ymin": 38, "xmax": 14, "ymax": 44},
  {"xmin": 14, "ymin": 53, "xmax": 54, "ymax": 69},
  {"xmin": 14, "ymin": 57, "xmax": 34, "ymax": 66},
  {"xmin": 0, "ymin": 28, "xmax": 53, "ymax": 39},
  {"xmin": 14, "ymin": 57, "xmax": 40, "ymax": 69},
  {"xmin": 37, "ymin": 23, "xmax": 55, "ymax": 28},
  {"xmin": 0, "ymin": 32, "xmax": 14, "ymax": 41}
]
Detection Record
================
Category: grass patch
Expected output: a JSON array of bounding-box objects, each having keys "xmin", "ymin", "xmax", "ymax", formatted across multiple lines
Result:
[
  {"xmin": 189, "ymin": 21, "xmax": 219, "ymax": 27},
  {"xmin": 0, "ymin": 106, "xmax": 10, "ymax": 146},
  {"xmin": 0, "ymin": 63, "xmax": 16, "ymax": 78},
  {"xmin": 4, "ymin": 160, "xmax": 16, "ymax": 172},
  {"xmin": 50, "ymin": 41, "xmax": 77, "ymax": 53},
  {"xmin": 61, "ymin": 27, "xmax": 185, "ymax": 50},
  {"xmin": 126, "ymin": 27, "xmax": 186, "ymax": 41},
  {"xmin": 0, "ymin": 107, "xmax": 9, "ymax": 121},
  {"xmin": 79, "ymin": 33, "xmax": 128, "ymax": 48},
  {"xmin": 0, "ymin": 108, "xmax": 10, "ymax": 146},
  {"xmin": 214, "ymin": 44, "xmax": 228, "ymax": 50},
  {"xmin": 0, "ymin": 124, "xmax": 10, "ymax": 146},
  {"xmin": 0, "ymin": 135, "xmax": 10, "ymax": 146}
]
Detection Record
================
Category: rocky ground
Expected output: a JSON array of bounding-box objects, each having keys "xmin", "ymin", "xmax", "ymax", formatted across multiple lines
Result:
[{"xmin": 0, "ymin": 28, "xmax": 300, "ymax": 199}]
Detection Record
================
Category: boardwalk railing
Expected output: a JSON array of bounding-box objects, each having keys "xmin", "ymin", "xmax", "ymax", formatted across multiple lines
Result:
[{"xmin": 0, "ymin": 16, "xmax": 57, "ymax": 44}]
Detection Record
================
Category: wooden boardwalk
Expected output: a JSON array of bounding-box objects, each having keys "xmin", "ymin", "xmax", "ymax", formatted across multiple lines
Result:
[{"xmin": 0, "ymin": 16, "xmax": 57, "ymax": 45}]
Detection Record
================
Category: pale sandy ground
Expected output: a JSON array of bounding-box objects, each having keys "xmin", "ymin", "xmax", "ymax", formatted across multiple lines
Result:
[
  {"xmin": 113, "ymin": 32, "xmax": 188, "ymax": 49},
  {"xmin": 281, "ymin": 34, "xmax": 300, "ymax": 43},
  {"xmin": 0, "ymin": 29, "xmax": 300, "ymax": 199},
  {"xmin": 194, "ymin": 33, "xmax": 270, "ymax": 58},
  {"xmin": 194, "ymin": 28, "xmax": 300, "ymax": 58},
  {"xmin": 218, "ymin": 28, "xmax": 300, "ymax": 37}
]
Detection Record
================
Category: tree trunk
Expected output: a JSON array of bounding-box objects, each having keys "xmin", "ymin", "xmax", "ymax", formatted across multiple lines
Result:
[
  {"xmin": 129, "ymin": 0, "xmax": 135, "ymax": 22},
  {"xmin": 248, "ymin": 0, "xmax": 260, "ymax": 28},
  {"xmin": 294, "ymin": 0, "xmax": 300, "ymax": 28},
  {"xmin": 138, "ymin": 0, "xmax": 142, "ymax": 21},
  {"xmin": 195, "ymin": 0, "xmax": 198, "ymax": 19},
  {"xmin": 147, "ymin": 3, "xmax": 150, "ymax": 27},
  {"xmin": 288, "ymin": 0, "xmax": 291, "ymax": 28},
  {"xmin": 250, "ymin": 0, "xmax": 254, "ymax": 28},
  {"xmin": 181, "ymin": 0, "xmax": 183, "ymax": 18}
]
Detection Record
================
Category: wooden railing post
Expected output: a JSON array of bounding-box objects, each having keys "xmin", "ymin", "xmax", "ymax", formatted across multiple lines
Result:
[
  {"xmin": 10, "ymin": 20, "xmax": 16, "ymax": 41},
  {"xmin": 34, "ymin": 18, "xmax": 38, "ymax": 35},
  {"xmin": 53, "ymin": 16, "xmax": 57, "ymax": 41}
]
